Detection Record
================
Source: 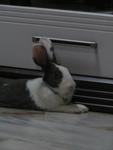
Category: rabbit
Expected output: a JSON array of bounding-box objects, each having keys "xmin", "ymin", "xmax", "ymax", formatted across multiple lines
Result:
[{"xmin": 0, "ymin": 38, "xmax": 88, "ymax": 113}]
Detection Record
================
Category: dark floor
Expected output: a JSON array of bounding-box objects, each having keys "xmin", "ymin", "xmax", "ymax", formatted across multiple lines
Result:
[{"xmin": 0, "ymin": 108, "xmax": 113, "ymax": 150}]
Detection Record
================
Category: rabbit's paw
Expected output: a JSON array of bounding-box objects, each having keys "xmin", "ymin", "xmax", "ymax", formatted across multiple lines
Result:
[{"xmin": 74, "ymin": 104, "xmax": 88, "ymax": 113}]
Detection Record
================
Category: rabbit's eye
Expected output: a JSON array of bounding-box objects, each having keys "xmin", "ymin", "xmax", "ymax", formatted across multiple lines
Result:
[{"xmin": 55, "ymin": 70, "xmax": 61, "ymax": 77}]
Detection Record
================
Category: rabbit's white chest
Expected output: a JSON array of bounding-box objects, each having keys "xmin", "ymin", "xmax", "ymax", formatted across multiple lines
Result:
[{"xmin": 26, "ymin": 78, "xmax": 64, "ymax": 109}]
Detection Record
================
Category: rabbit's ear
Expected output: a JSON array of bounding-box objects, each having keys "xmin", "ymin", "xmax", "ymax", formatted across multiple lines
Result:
[
  {"xmin": 32, "ymin": 38, "xmax": 58, "ymax": 70},
  {"xmin": 39, "ymin": 38, "xmax": 58, "ymax": 64},
  {"xmin": 32, "ymin": 44, "xmax": 49, "ymax": 69}
]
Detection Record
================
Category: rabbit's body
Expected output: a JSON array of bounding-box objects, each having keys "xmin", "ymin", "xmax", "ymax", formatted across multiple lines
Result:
[
  {"xmin": 0, "ymin": 77, "xmax": 64, "ymax": 110},
  {"xmin": 0, "ymin": 75, "xmax": 88, "ymax": 113},
  {"xmin": 27, "ymin": 78, "xmax": 64, "ymax": 110}
]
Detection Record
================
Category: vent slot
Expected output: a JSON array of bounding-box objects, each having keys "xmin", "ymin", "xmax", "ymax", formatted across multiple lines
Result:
[{"xmin": 73, "ymin": 80, "xmax": 113, "ymax": 113}]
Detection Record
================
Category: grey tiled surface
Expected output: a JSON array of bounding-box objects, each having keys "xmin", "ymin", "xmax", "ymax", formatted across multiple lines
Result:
[{"xmin": 0, "ymin": 108, "xmax": 113, "ymax": 150}]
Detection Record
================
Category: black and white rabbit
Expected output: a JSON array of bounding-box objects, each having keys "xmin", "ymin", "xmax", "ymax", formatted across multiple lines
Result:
[{"xmin": 0, "ymin": 38, "xmax": 88, "ymax": 113}]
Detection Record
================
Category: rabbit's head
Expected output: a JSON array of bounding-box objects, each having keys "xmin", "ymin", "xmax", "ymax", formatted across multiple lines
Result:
[{"xmin": 32, "ymin": 38, "xmax": 76, "ymax": 103}]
